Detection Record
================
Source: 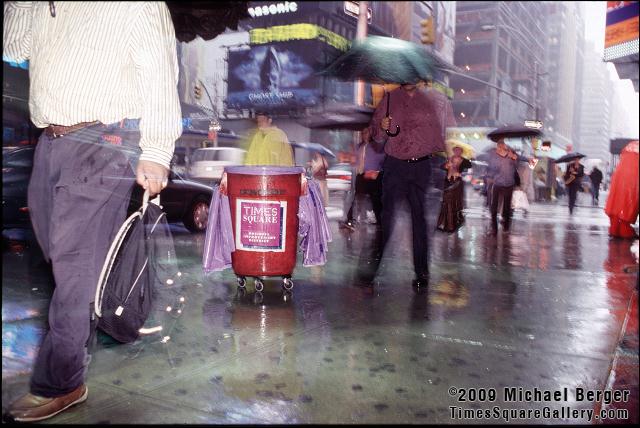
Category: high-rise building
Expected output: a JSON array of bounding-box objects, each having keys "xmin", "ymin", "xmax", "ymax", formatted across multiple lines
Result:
[
  {"xmin": 542, "ymin": 1, "xmax": 586, "ymax": 152},
  {"xmin": 577, "ymin": 41, "xmax": 613, "ymax": 163},
  {"xmin": 451, "ymin": 1, "xmax": 546, "ymax": 127}
]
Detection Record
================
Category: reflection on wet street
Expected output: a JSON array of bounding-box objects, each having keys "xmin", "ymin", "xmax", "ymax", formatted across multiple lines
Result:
[{"xmin": 2, "ymin": 190, "xmax": 638, "ymax": 424}]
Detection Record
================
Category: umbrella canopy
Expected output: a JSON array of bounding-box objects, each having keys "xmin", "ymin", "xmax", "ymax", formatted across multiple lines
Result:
[
  {"xmin": 297, "ymin": 103, "xmax": 374, "ymax": 131},
  {"xmin": 166, "ymin": 2, "xmax": 250, "ymax": 43},
  {"xmin": 554, "ymin": 152, "xmax": 586, "ymax": 163},
  {"xmin": 319, "ymin": 36, "xmax": 455, "ymax": 84},
  {"xmin": 290, "ymin": 142, "xmax": 336, "ymax": 158},
  {"xmin": 445, "ymin": 139, "xmax": 475, "ymax": 159},
  {"xmin": 487, "ymin": 124, "xmax": 543, "ymax": 142}
]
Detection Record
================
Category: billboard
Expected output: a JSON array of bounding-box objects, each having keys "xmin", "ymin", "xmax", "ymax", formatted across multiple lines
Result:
[
  {"xmin": 604, "ymin": 1, "xmax": 639, "ymax": 60},
  {"xmin": 226, "ymin": 40, "xmax": 329, "ymax": 110}
]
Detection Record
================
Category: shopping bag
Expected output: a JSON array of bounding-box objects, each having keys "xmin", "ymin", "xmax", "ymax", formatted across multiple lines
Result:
[
  {"xmin": 202, "ymin": 185, "xmax": 235, "ymax": 273},
  {"xmin": 95, "ymin": 190, "xmax": 180, "ymax": 343},
  {"xmin": 511, "ymin": 189, "xmax": 530, "ymax": 211}
]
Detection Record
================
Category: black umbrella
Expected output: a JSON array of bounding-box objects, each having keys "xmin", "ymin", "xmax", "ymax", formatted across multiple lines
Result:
[
  {"xmin": 554, "ymin": 152, "xmax": 586, "ymax": 163},
  {"xmin": 166, "ymin": 2, "xmax": 250, "ymax": 43},
  {"xmin": 290, "ymin": 142, "xmax": 336, "ymax": 159},
  {"xmin": 487, "ymin": 124, "xmax": 543, "ymax": 142}
]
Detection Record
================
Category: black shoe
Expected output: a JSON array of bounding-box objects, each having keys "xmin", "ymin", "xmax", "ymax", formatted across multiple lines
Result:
[
  {"xmin": 339, "ymin": 221, "xmax": 356, "ymax": 231},
  {"xmin": 412, "ymin": 276, "xmax": 429, "ymax": 293}
]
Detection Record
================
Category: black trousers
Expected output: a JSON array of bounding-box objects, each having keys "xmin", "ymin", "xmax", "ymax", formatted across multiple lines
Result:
[
  {"xmin": 591, "ymin": 184, "xmax": 600, "ymax": 205},
  {"xmin": 490, "ymin": 184, "xmax": 514, "ymax": 231},
  {"xmin": 352, "ymin": 172, "xmax": 383, "ymax": 223},
  {"xmin": 568, "ymin": 183, "xmax": 580, "ymax": 213},
  {"xmin": 356, "ymin": 156, "xmax": 433, "ymax": 283}
]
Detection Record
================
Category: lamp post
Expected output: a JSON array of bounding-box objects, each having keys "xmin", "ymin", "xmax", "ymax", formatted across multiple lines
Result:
[{"xmin": 480, "ymin": 23, "xmax": 546, "ymax": 122}]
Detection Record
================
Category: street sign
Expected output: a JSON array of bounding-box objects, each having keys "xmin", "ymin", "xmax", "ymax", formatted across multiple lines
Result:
[
  {"xmin": 343, "ymin": 1, "xmax": 372, "ymax": 24},
  {"xmin": 524, "ymin": 120, "xmax": 543, "ymax": 129}
]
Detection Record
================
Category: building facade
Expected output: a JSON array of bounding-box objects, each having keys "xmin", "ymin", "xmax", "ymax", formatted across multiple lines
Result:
[
  {"xmin": 577, "ymin": 40, "xmax": 613, "ymax": 165},
  {"xmin": 450, "ymin": 1, "xmax": 546, "ymax": 128},
  {"xmin": 542, "ymin": 1, "xmax": 586, "ymax": 152}
]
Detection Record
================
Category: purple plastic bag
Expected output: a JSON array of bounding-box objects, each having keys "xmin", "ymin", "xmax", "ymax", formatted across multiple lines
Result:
[
  {"xmin": 298, "ymin": 179, "xmax": 332, "ymax": 266},
  {"xmin": 202, "ymin": 186, "xmax": 235, "ymax": 273}
]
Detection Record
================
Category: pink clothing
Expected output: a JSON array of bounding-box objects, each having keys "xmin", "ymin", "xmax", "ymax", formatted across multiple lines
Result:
[{"xmin": 369, "ymin": 87, "xmax": 456, "ymax": 160}]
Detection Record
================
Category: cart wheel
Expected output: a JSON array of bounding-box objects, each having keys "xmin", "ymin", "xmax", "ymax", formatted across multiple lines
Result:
[
  {"xmin": 254, "ymin": 278, "xmax": 264, "ymax": 292},
  {"xmin": 253, "ymin": 291, "xmax": 264, "ymax": 305},
  {"xmin": 237, "ymin": 276, "xmax": 246, "ymax": 289},
  {"xmin": 282, "ymin": 277, "xmax": 294, "ymax": 291}
]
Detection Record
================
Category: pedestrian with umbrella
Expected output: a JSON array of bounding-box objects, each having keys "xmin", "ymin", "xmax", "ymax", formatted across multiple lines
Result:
[
  {"xmin": 589, "ymin": 165, "xmax": 603, "ymax": 206},
  {"xmin": 322, "ymin": 35, "xmax": 457, "ymax": 291},
  {"xmin": 556, "ymin": 152, "xmax": 586, "ymax": 215},
  {"xmin": 484, "ymin": 125, "xmax": 538, "ymax": 235},
  {"xmin": 436, "ymin": 141, "xmax": 473, "ymax": 233},
  {"xmin": 485, "ymin": 139, "xmax": 530, "ymax": 235}
]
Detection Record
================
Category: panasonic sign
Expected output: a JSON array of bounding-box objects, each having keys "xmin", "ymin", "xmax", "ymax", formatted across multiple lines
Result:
[{"xmin": 248, "ymin": 2, "xmax": 298, "ymax": 18}]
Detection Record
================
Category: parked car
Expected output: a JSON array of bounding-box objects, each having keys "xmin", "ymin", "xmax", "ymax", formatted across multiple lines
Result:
[
  {"xmin": 2, "ymin": 145, "xmax": 212, "ymax": 233},
  {"xmin": 128, "ymin": 171, "xmax": 212, "ymax": 233},
  {"xmin": 2, "ymin": 145, "xmax": 35, "ymax": 229},
  {"xmin": 188, "ymin": 147, "xmax": 246, "ymax": 183},
  {"xmin": 327, "ymin": 163, "xmax": 353, "ymax": 193}
]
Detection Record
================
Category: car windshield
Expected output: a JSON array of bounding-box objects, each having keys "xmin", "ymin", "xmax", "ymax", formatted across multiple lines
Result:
[{"xmin": 192, "ymin": 149, "xmax": 244, "ymax": 162}]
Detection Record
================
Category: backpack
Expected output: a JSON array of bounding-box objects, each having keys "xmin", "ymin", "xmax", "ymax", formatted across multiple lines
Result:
[{"xmin": 94, "ymin": 191, "xmax": 179, "ymax": 343}]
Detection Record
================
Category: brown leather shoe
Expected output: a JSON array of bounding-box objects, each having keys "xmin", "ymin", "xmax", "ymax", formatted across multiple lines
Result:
[{"xmin": 7, "ymin": 384, "xmax": 87, "ymax": 422}]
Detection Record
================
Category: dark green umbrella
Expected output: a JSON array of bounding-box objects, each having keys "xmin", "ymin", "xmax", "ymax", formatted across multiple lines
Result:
[
  {"xmin": 319, "ymin": 36, "xmax": 452, "ymax": 84},
  {"xmin": 319, "ymin": 36, "xmax": 457, "ymax": 137}
]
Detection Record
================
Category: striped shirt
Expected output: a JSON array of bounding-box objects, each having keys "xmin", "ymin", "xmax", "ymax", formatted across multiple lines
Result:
[{"xmin": 3, "ymin": 1, "xmax": 182, "ymax": 168}]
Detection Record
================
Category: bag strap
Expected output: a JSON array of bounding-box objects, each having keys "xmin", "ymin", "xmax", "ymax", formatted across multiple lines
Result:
[{"xmin": 94, "ymin": 209, "xmax": 142, "ymax": 317}]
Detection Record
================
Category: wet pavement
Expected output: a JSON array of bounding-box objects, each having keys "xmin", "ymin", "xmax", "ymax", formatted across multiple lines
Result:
[{"xmin": 2, "ymin": 187, "xmax": 638, "ymax": 424}]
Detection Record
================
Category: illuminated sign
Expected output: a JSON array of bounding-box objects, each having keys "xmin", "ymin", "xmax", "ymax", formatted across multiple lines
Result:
[
  {"xmin": 250, "ymin": 24, "xmax": 351, "ymax": 52},
  {"xmin": 248, "ymin": 2, "xmax": 298, "ymax": 18},
  {"xmin": 604, "ymin": 1, "xmax": 639, "ymax": 60},
  {"xmin": 343, "ymin": 1, "xmax": 372, "ymax": 24},
  {"xmin": 524, "ymin": 120, "xmax": 543, "ymax": 129},
  {"xmin": 226, "ymin": 40, "xmax": 329, "ymax": 110}
]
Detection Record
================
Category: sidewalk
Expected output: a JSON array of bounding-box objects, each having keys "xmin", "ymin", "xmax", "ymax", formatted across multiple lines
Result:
[{"xmin": 2, "ymin": 187, "xmax": 638, "ymax": 424}]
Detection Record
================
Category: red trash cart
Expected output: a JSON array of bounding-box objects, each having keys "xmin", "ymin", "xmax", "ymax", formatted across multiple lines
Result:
[{"xmin": 224, "ymin": 166, "xmax": 305, "ymax": 293}]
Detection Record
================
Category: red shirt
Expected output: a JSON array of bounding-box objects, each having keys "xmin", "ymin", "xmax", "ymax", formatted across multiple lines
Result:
[{"xmin": 369, "ymin": 87, "xmax": 456, "ymax": 160}]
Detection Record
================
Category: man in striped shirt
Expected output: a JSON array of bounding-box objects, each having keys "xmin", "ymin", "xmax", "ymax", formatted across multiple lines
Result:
[{"xmin": 3, "ymin": 2, "xmax": 182, "ymax": 422}]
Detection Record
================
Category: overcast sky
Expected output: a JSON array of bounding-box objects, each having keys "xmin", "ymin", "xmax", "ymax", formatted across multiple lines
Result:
[{"xmin": 583, "ymin": 1, "xmax": 639, "ymax": 138}]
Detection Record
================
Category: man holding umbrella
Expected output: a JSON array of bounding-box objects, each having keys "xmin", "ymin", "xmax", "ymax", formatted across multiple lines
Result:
[
  {"xmin": 486, "ymin": 139, "xmax": 529, "ymax": 235},
  {"xmin": 367, "ymin": 80, "xmax": 456, "ymax": 290},
  {"xmin": 563, "ymin": 157, "xmax": 585, "ymax": 215}
]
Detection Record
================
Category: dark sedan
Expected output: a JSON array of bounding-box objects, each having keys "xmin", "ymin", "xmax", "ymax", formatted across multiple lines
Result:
[
  {"xmin": 128, "ymin": 171, "xmax": 212, "ymax": 233},
  {"xmin": 2, "ymin": 145, "xmax": 213, "ymax": 233},
  {"xmin": 2, "ymin": 145, "xmax": 35, "ymax": 229}
]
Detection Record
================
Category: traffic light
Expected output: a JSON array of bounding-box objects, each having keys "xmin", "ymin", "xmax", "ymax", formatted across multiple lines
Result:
[
  {"xmin": 194, "ymin": 85, "xmax": 202, "ymax": 100},
  {"xmin": 420, "ymin": 17, "xmax": 435, "ymax": 44}
]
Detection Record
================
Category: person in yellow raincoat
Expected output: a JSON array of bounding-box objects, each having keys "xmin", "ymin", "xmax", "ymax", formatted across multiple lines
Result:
[{"xmin": 244, "ymin": 111, "xmax": 294, "ymax": 166}]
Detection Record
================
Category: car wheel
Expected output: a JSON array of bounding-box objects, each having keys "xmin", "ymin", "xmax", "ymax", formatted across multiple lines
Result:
[{"xmin": 183, "ymin": 196, "xmax": 210, "ymax": 233}]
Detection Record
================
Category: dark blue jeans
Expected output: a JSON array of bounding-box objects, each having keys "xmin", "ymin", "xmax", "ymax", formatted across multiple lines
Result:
[{"xmin": 28, "ymin": 123, "xmax": 140, "ymax": 397}]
